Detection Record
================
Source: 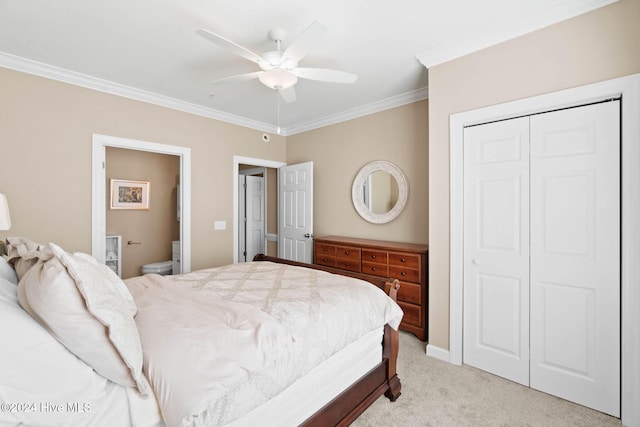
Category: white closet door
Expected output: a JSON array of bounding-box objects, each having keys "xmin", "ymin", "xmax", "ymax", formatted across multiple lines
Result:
[
  {"xmin": 529, "ymin": 101, "xmax": 620, "ymax": 416},
  {"xmin": 463, "ymin": 117, "xmax": 531, "ymax": 385}
]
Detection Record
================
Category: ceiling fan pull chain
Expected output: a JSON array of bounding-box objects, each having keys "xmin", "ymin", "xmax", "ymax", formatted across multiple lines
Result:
[{"xmin": 276, "ymin": 91, "xmax": 281, "ymax": 135}]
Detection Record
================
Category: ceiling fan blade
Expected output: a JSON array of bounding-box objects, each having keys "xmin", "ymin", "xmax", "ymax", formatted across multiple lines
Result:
[
  {"xmin": 211, "ymin": 71, "xmax": 262, "ymax": 85},
  {"xmin": 278, "ymin": 86, "xmax": 296, "ymax": 103},
  {"xmin": 196, "ymin": 28, "xmax": 265, "ymax": 65},
  {"xmin": 282, "ymin": 21, "xmax": 329, "ymax": 63},
  {"xmin": 292, "ymin": 67, "xmax": 358, "ymax": 84}
]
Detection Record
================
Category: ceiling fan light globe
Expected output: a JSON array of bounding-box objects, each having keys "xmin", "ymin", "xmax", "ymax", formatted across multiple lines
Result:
[{"xmin": 259, "ymin": 69, "xmax": 297, "ymax": 89}]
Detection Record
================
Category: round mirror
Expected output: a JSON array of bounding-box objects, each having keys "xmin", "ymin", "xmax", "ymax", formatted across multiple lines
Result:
[{"xmin": 352, "ymin": 161, "xmax": 408, "ymax": 224}]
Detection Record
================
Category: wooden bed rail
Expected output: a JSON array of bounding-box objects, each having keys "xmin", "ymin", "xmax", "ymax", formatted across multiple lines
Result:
[{"xmin": 253, "ymin": 254, "xmax": 402, "ymax": 425}]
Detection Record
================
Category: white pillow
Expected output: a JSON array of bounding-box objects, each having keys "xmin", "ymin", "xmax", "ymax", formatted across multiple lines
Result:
[
  {"xmin": 0, "ymin": 275, "xmax": 111, "ymax": 426},
  {"xmin": 17, "ymin": 243, "xmax": 148, "ymax": 395},
  {"xmin": 0, "ymin": 256, "xmax": 18, "ymax": 285}
]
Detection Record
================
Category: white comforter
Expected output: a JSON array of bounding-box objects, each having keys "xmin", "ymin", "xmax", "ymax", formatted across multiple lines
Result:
[{"xmin": 125, "ymin": 261, "xmax": 403, "ymax": 427}]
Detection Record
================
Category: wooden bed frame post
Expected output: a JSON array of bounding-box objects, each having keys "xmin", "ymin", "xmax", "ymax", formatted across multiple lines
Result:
[
  {"xmin": 253, "ymin": 255, "xmax": 402, "ymax": 425},
  {"xmin": 384, "ymin": 279, "xmax": 401, "ymax": 401}
]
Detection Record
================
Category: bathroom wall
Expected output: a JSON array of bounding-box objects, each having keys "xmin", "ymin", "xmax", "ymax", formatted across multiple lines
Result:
[{"xmin": 106, "ymin": 147, "xmax": 180, "ymax": 278}]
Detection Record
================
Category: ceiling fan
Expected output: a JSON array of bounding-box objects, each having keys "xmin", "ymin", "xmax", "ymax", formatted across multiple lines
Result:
[{"xmin": 196, "ymin": 21, "xmax": 358, "ymax": 103}]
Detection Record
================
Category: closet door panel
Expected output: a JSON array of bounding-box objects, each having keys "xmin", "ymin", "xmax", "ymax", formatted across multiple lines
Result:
[
  {"xmin": 529, "ymin": 101, "xmax": 620, "ymax": 417},
  {"xmin": 463, "ymin": 117, "xmax": 530, "ymax": 386}
]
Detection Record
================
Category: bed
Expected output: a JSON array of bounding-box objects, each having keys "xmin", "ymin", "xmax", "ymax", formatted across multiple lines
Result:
[{"xmin": 0, "ymin": 239, "xmax": 402, "ymax": 427}]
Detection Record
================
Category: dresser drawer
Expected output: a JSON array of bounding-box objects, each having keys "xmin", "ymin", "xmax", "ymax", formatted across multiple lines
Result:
[
  {"xmin": 386, "ymin": 280, "xmax": 421, "ymax": 305},
  {"xmin": 362, "ymin": 250, "xmax": 388, "ymax": 264},
  {"xmin": 336, "ymin": 245, "xmax": 360, "ymax": 260},
  {"xmin": 397, "ymin": 301, "xmax": 423, "ymax": 328},
  {"xmin": 389, "ymin": 265, "xmax": 420, "ymax": 283},
  {"xmin": 389, "ymin": 252, "xmax": 420, "ymax": 269},
  {"xmin": 316, "ymin": 255, "xmax": 336, "ymax": 267},
  {"xmin": 336, "ymin": 258, "xmax": 360, "ymax": 273},
  {"xmin": 316, "ymin": 243, "xmax": 336, "ymax": 256},
  {"xmin": 362, "ymin": 261, "xmax": 389, "ymax": 277}
]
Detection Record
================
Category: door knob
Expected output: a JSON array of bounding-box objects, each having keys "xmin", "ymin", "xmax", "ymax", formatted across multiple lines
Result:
[
  {"xmin": 304, "ymin": 233, "xmax": 314, "ymax": 238},
  {"xmin": 472, "ymin": 258, "xmax": 480, "ymax": 265}
]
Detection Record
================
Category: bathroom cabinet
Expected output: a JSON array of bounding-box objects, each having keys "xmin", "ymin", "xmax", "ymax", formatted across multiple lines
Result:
[{"xmin": 105, "ymin": 235, "xmax": 122, "ymax": 277}]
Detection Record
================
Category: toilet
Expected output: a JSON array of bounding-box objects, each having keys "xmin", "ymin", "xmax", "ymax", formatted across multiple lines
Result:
[{"xmin": 141, "ymin": 260, "xmax": 173, "ymax": 276}]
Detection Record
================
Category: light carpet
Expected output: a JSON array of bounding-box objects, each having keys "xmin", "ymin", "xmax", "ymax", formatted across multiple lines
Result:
[{"xmin": 353, "ymin": 331, "xmax": 622, "ymax": 427}]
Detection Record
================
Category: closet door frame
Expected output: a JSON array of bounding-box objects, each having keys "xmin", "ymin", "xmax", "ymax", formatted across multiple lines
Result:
[{"xmin": 447, "ymin": 73, "xmax": 640, "ymax": 427}]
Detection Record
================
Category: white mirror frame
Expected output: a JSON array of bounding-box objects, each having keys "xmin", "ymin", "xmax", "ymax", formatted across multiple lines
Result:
[{"xmin": 352, "ymin": 160, "xmax": 408, "ymax": 224}]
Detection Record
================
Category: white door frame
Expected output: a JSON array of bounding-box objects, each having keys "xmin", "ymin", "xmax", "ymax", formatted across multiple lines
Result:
[
  {"xmin": 233, "ymin": 156, "xmax": 286, "ymax": 264},
  {"xmin": 92, "ymin": 134, "xmax": 192, "ymax": 273},
  {"xmin": 447, "ymin": 73, "xmax": 640, "ymax": 426}
]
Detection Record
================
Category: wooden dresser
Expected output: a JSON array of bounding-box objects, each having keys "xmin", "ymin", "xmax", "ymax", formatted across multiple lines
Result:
[{"xmin": 314, "ymin": 236, "xmax": 428, "ymax": 341}]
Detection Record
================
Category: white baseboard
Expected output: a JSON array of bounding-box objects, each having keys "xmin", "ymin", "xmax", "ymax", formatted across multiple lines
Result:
[{"xmin": 426, "ymin": 344, "xmax": 450, "ymax": 363}]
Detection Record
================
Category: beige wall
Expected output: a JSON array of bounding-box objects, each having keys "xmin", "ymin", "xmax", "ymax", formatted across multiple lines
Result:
[
  {"xmin": 0, "ymin": 67, "xmax": 286, "ymax": 271},
  {"xmin": 106, "ymin": 147, "xmax": 180, "ymax": 278},
  {"xmin": 428, "ymin": 0, "xmax": 640, "ymax": 350},
  {"xmin": 0, "ymin": 67, "xmax": 426, "ymax": 272},
  {"xmin": 287, "ymin": 100, "xmax": 429, "ymax": 245}
]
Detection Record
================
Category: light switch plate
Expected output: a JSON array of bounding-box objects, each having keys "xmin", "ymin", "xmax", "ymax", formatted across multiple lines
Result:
[{"xmin": 214, "ymin": 220, "xmax": 226, "ymax": 230}]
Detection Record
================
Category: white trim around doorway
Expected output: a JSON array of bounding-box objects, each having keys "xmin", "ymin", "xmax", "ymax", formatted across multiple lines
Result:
[
  {"xmin": 233, "ymin": 156, "xmax": 286, "ymax": 264},
  {"xmin": 91, "ymin": 134, "xmax": 192, "ymax": 273},
  {"xmin": 447, "ymin": 73, "xmax": 640, "ymax": 426}
]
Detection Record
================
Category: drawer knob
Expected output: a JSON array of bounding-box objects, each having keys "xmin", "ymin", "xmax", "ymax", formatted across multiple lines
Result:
[
  {"xmin": 322, "ymin": 258, "xmax": 328, "ymax": 262},
  {"xmin": 401, "ymin": 271, "xmax": 406, "ymax": 276},
  {"xmin": 371, "ymin": 255, "xmax": 376, "ymax": 259},
  {"xmin": 372, "ymin": 267, "xmax": 376, "ymax": 271},
  {"xmin": 323, "ymin": 248, "xmax": 328, "ymax": 252},
  {"xmin": 345, "ymin": 262, "xmax": 350, "ymax": 266},
  {"xmin": 401, "ymin": 258, "xmax": 406, "ymax": 263},
  {"xmin": 345, "ymin": 251, "xmax": 350, "ymax": 255}
]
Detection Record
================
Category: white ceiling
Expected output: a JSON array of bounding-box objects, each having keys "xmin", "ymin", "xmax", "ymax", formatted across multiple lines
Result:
[{"xmin": 0, "ymin": 0, "xmax": 616, "ymax": 135}]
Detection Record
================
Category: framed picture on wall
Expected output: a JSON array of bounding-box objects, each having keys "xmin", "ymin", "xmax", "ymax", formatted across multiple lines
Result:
[{"xmin": 110, "ymin": 179, "xmax": 150, "ymax": 210}]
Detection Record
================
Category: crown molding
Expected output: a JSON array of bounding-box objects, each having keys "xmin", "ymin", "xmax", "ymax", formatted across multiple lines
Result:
[
  {"xmin": 416, "ymin": 0, "xmax": 619, "ymax": 68},
  {"xmin": 0, "ymin": 52, "xmax": 277, "ymax": 133},
  {"xmin": 1, "ymin": 51, "xmax": 427, "ymax": 137},
  {"xmin": 283, "ymin": 87, "xmax": 429, "ymax": 136}
]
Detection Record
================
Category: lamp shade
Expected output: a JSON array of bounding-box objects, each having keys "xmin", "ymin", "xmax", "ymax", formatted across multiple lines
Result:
[{"xmin": 0, "ymin": 193, "xmax": 11, "ymax": 230}]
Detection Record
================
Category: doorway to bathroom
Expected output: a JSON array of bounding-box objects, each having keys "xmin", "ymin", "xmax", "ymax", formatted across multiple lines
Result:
[
  {"xmin": 105, "ymin": 147, "xmax": 180, "ymax": 278},
  {"xmin": 91, "ymin": 134, "xmax": 191, "ymax": 276}
]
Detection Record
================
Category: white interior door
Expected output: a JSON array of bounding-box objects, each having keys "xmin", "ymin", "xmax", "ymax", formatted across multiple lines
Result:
[
  {"xmin": 529, "ymin": 101, "xmax": 620, "ymax": 416},
  {"xmin": 245, "ymin": 175, "xmax": 265, "ymax": 262},
  {"xmin": 463, "ymin": 100, "xmax": 620, "ymax": 416},
  {"xmin": 278, "ymin": 161, "xmax": 313, "ymax": 263},
  {"xmin": 463, "ymin": 117, "xmax": 531, "ymax": 385}
]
